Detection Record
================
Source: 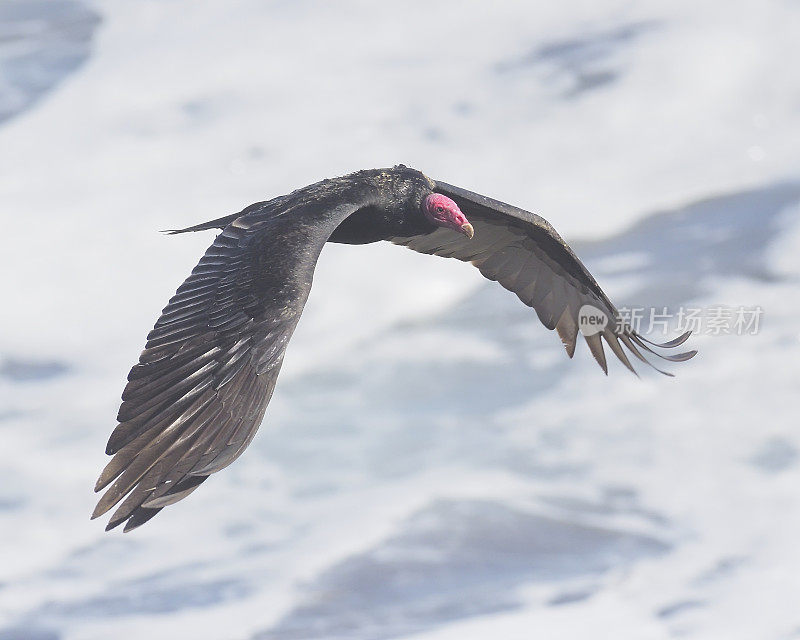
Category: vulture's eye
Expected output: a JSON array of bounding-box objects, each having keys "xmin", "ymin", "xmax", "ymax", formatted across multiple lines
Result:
[{"xmin": 436, "ymin": 206, "xmax": 444, "ymax": 213}]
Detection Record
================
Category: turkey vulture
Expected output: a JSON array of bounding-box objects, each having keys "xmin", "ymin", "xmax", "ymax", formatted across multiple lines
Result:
[{"xmin": 92, "ymin": 165, "xmax": 695, "ymax": 531}]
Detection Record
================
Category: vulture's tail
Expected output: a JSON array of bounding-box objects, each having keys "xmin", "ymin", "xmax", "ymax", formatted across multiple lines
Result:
[
  {"xmin": 162, "ymin": 212, "xmax": 241, "ymax": 235},
  {"xmin": 162, "ymin": 199, "xmax": 276, "ymax": 234}
]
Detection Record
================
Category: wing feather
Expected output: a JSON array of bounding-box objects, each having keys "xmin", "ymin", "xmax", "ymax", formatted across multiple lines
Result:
[
  {"xmin": 555, "ymin": 307, "xmax": 578, "ymax": 359},
  {"xmin": 583, "ymin": 332, "xmax": 608, "ymax": 375},
  {"xmin": 94, "ymin": 193, "xmax": 371, "ymax": 531}
]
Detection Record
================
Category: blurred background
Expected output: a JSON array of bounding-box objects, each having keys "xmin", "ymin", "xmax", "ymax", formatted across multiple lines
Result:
[{"xmin": 1, "ymin": 1, "xmax": 799, "ymax": 638}]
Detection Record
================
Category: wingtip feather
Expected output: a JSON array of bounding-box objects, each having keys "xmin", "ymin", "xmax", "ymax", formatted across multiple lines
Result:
[
  {"xmin": 583, "ymin": 333, "xmax": 608, "ymax": 374},
  {"xmin": 637, "ymin": 329, "xmax": 693, "ymax": 349},
  {"xmin": 122, "ymin": 508, "xmax": 162, "ymax": 532},
  {"xmin": 602, "ymin": 329, "xmax": 639, "ymax": 377}
]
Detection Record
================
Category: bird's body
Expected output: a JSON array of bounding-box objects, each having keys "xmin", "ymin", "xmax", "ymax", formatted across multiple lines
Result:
[{"xmin": 93, "ymin": 165, "xmax": 695, "ymax": 531}]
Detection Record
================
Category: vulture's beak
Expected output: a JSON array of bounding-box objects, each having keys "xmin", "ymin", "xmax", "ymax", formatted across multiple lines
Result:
[{"xmin": 460, "ymin": 222, "xmax": 475, "ymax": 239}]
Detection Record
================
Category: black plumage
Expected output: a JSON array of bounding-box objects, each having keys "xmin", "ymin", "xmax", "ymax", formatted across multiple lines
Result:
[{"xmin": 93, "ymin": 165, "xmax": 694, "ymax": 531}]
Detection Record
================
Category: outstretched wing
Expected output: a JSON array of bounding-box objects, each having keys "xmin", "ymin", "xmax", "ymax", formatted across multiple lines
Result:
[
  {"xmin": 391, "ymin": 180, "xmax": 695, "ymax": 375},
  {"xmin": 93, "ymin": 200, "xmax": 363, "ymax": 532}
]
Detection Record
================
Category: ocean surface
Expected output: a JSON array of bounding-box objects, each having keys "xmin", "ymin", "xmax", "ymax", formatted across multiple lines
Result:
[{"xmin": 1, "ymin": 1, "xmax": 800, "ymax": 639}]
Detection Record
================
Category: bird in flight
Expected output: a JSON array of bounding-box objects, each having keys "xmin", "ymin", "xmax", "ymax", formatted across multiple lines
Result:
[{"xmin": 92, "ymin": 165, "xmax": 695, "ymax": 531}]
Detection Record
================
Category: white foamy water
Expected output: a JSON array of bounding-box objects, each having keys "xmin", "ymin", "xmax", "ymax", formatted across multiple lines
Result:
[{"xmin": 1, "ymin": 1, "xmax": 800, "ymax": 639}]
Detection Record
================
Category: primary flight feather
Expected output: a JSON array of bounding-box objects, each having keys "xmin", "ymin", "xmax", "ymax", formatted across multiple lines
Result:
[{"xmin": 92, "ymin": 165, "xmax": 695, "ymax": 531}]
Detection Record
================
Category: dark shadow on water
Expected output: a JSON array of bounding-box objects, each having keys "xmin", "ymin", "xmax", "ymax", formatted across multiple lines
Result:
[
  {"xmin": 0, "ymin": 357, "xmax": 70, "ymax": 382},
  {"xmin": 496, "ymin": 21, "xmax": 660, "ymax": 99},
  {"xmin": 577, "ymin": 182, "xmax": 800, "ymax": 307},
  {"xmin": 0, "ymin": 0, "xmax": 100, "ymax": 125},
  {"xmin": 656, "ymin": 598, "xmax": 705, "ymax": 619},
  {"xmin": 749, "ymin": 436, "xmax": 798, "ymax": 474},
  {"xmin": 0, "ymin": 628, "xmax": 60, "ymax": 640},
  {"xmin": 38, "ymin": 578, "xmax": 251, "ymax": 617},
  {"xmin": 11, "ymin": 550, "xmax": 252, "ymax": 628},
  {"xmin": 255, "ymin": 499, "xmax": 668, "ymax": 640}
]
